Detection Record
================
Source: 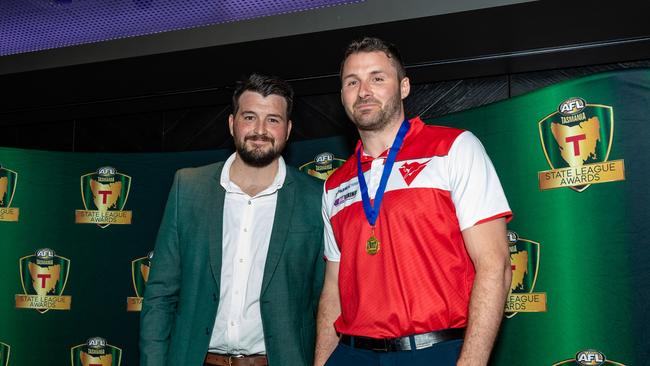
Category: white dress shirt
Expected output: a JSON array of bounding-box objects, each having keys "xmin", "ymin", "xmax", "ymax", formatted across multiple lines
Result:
[{"xmin": 209, "ymin": 153, "xmax": 286, "ymax": 354}]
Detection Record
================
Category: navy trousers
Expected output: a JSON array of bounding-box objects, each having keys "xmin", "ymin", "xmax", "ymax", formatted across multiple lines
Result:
[{"xmin": 324, "ymin": 339, "xmax": 463, "ymax": 366}]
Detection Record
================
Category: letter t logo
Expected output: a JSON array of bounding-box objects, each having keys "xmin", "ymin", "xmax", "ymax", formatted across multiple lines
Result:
[
  {"xmin": 37, "ymin": 274, "xmax": 51, "ymax": 288},
  {"xmin": 98, "ymin": 190, "xmax": 112, "ymax": 204},
  {"xmin": 565, "ymin": 134, "xmax": 586, "ymax": 156}
]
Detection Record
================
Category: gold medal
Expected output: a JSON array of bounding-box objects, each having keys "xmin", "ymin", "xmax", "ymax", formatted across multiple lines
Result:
[
  {"xmin": 366, "ymin": 228, "xmax": 380, "ymax": 255},
  {"xmin": 357, "ymin": 120, "xmax": 410, "ymax": 258}
]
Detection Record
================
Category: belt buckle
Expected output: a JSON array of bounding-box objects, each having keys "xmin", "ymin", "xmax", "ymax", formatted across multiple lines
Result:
[
  {"xmin": 227, "ymin": 355, "xmax": 244, "ymax": 366},
  {"xmin": 371, "ymin": 338, "xmax": 389, "ymax": 352}
]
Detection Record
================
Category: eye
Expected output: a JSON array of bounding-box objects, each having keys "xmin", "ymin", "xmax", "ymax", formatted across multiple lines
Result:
[
  {"xmin": 345, "ymin": 79, "xmax": 358, "ymax": 87},
  {"xmin": 243, "ymin": 115, "xmax": 255, "ymax": 121},
  {"xmin": 268, "ymin": 118, "xmax": 280, "ymax": 124},
  {"xmin": 372, "ymin": 76, "xmax": 384, "ymax": 82}
]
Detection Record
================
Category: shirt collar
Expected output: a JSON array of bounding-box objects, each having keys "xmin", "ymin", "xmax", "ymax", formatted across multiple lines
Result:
[
  {"xmin": 354, "ymin": 117, "xmax": 423, "ymax": 163},
  {"xmin": 220, "ymin": 153, "xmax": 286, "ymax": 196},
  {"xmin": 357, "ymin": 146, "xmax": 388, "ymax": 163}
]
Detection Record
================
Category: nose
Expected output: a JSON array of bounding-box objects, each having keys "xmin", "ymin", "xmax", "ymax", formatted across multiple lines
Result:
[
  {"xmin": 253, "ymin": 119, "xmax": 267, "ymax": 135},
  {"xmin": 358, "ymin": 79, "xmax": 372, "ymax": 99}
]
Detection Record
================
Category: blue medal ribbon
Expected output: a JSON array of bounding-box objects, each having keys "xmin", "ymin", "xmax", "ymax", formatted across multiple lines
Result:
[{"xmin": 356, "ymin": 119, "xmax": 410, "ymax": 227}]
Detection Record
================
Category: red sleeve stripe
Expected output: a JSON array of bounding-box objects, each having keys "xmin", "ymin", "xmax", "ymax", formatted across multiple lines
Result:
[{"xmin": 474, "ymin": 211, "xmax": 513, "ymax": 226}]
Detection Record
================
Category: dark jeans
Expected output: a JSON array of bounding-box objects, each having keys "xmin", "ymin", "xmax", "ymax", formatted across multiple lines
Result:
[{"xmin": 324, "ymin": 339, "xmax": 463, "ymax": 366}]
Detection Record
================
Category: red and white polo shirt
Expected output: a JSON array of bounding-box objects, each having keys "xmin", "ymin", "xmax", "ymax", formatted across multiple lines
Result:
[{"xmin": 322, "ymin": 117, "xmax": 512, "ymax": 338}]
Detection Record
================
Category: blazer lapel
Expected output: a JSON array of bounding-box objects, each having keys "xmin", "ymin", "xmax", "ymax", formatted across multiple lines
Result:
[
  {"xmin": 208, "ymin": 163, "xmax": 226, "ymax": 286},
  {"xmin": 260, "ymin": 171, "xmax": 295, "ymax": 297}
]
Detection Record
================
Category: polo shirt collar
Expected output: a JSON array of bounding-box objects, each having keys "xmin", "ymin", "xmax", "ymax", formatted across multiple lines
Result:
[{"xmin": 354, "ymin": 117, "xmax": 424, "ymax": 163}]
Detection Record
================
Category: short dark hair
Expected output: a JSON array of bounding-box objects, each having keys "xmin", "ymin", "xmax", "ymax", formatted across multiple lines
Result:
[
  {"xmin": 232, "ymin": 73, "xmax": 294, "ymax": 118},
  {"xmin": 340, "ymin": 37, "xmax": 406, "ymax": 80}
]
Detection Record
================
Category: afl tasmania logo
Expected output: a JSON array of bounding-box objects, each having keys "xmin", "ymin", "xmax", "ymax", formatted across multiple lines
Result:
[
  {"xmin": 0, "ymin": 164, "xmax": 20, "ymax": 222},
  {"xmin": 558, "ymin": 97, "xmax": 587, "ymax": 116},
  {"xmin": 127, "ymin": 251, "xmax": 153, "ymax": 312},
  {"xmin": 537, "ymin": 97, "xmax": 625, "ymax": 192},
  {"xmin": 552, "ymin": 349, "xmax": 626, "ymax": 365},
  {"xmin": 504, "ymin": 230, "xmax": 547, "ymax": 318},
  {"xmin": 75, "ymin": 166, "xmax": 132, "ymax": 228},
  {"xmin": 15, "ymin": 248, "xmax": 72, "ymax": 313},
  {"xmin": 299, "ymin": 152, "xmax": 346, "ymax": 181},
  {"xmin": 70, "ymin": 337, "xmax": 122, "ymax": 366}
]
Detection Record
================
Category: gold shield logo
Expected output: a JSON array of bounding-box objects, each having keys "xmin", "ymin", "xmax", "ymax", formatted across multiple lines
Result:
[
  {"xmin": 504, "ymin": 231, "xmax": 547, "ymax": 318},
  {"xmin": 0, "ymin": 165, "xmax": 20, "ymax": 222},
  {"xmin": 299, "ymin": 152, "xmax": 346, "ymax": 180},
  {"xmin": 15, "ymin": 248, "xmax": 72, "ymax": 313},
  {"xmin": 538, "ymin": 98, "xmax": 625, "ymax": 191},
  {"xmin": 70, "ymin": 337, "xmax": 122, "ymax": 366},
  {"xmin": 75, "ymin": 166, "xmax": 132, "ymax": 228},
  {"xmin": 127, "ymin": 251, "xmax": 153, "ymax": 312}
]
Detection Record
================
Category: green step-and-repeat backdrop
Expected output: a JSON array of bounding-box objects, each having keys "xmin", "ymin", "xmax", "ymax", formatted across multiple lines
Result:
[{"xmin": 1, "ymin": 69, "xmax": 648, "ymax": 365}]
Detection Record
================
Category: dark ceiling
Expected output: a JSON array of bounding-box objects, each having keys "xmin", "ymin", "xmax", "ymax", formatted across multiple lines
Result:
[{"xmin": 1, "ymin": 0, "xmax": 650, "ymax": 125}]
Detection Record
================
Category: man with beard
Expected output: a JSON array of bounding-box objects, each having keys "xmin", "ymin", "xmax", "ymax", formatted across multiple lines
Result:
[
  {"xmin": 314, "ymin": 38, "xmax": 512, "ymax": 366},
  {"xmin": 140, "ymin": 74, "xmax": 324, "ymax": 366}
]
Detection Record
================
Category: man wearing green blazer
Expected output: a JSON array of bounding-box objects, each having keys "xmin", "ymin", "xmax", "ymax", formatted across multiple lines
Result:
[{"xmin": 140, "ymin": 74, "xmax": 325, "ymax": 366}]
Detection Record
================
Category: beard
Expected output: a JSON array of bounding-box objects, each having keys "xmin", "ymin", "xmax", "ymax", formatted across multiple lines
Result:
[
  {"xmin": 349, "ymin": 90, "xmax": 403, "ymax": 132},
  {"xmin": 235, "ymin": 133, "xmax": 285, "ymax": 168}
]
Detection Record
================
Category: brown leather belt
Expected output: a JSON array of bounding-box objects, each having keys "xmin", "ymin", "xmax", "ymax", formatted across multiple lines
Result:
[
  {"xmin": 340, "ymin": 327, "xmax": 465, "ymax": 352},
  {"xmin": 204, "ymin": 353, "xmax": 268, "ymax": 366}
]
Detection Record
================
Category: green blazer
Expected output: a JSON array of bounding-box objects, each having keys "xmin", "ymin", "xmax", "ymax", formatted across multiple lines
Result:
[{"xmin": 140, "ymin": 161, "xmax": 324, "ymax": 366}]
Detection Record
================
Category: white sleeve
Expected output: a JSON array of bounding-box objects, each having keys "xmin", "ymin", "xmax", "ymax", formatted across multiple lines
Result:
[
  {"xmin": 448, "ymin": 131, "xmax": 511, "ymax": 231},
  {"xmin": 322, "ymin": 183, "xmax": 341, "ymax": 262}
]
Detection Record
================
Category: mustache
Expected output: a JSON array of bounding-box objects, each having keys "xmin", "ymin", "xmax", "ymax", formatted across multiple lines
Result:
[
  {"xmin": 354, "ymin": 98, "xmax": 381, "ymax": 109},
  {"xmin": 245, "ymin": 134, "xmax": 274, "ymax": 143}
]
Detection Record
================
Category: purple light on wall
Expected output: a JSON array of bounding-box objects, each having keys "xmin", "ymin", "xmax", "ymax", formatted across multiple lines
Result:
[{"xmin": 0, "ymin": 0, "xmax": 361, "ymax": 56}]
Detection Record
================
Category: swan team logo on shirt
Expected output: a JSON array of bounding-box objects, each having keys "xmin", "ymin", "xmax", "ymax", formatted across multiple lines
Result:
[
  {"xmin": 553, "ymin": 349, "xmax": 626, "ymax": 365},
  {"xmin": 70, "ymin": 337, "xmax": 122, "ymax": 366},
  {"xmin": 399, "ymin": 159, "xmax": 430, "ymax": 186},
  {"xmin": 0, "ymin": 165, "xmax": 20, "ymax": 222},
  {"xmin": 538, "ymin": 98, "xmax": 625, "ymax": 191},
  {"xmin": 504, "ymin": 231, "xmax": 547, "ymax": 318},
  {"xmin": 75, "ymin": 166, "xmax": 132, "ymax": 228},
  {"xmin": 15, "ymin": 248, "xmax": 71, "ymax": 313},
  {"xmin": 126, "ymin": 251, "xmax": 153, "ymax": 312},
  {"xmin": 299, "ymin": 152, "xmax": 346, "ymax": 181}
]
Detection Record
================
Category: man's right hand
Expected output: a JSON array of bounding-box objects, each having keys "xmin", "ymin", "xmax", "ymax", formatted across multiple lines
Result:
[{"xmin": 313, "ymin": 261, "xmax": 341, "ymax": 366}]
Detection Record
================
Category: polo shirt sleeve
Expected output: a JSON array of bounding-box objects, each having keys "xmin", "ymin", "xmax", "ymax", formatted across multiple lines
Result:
[
  {"xmin": 322, "ymin": 183, "xmax": 341, "ymax": 262},
  {"xmin": 448, "ymin": 131, "xmax": 512, "ymax": 231}
]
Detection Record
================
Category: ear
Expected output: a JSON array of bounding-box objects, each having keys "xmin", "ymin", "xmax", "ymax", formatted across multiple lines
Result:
[
  {"xmin": 228, "ymin": 114, "xmax": 235, "ymax": 137},
  {"xmin": 400, "ymin": 77, "xmax": 410, "ymax": 99},
  {"xmin": 286, "ymin": 120, "xmax": 293, "ymax": 141}
]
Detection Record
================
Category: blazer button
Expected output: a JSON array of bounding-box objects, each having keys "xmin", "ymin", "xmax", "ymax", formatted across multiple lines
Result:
[
  {"xmin": 206, "ymin": 327, "xmax": 210, "ymax": 335},
  {"xmin": 213, "ymin": 293, "xmax": 217, "ymax": 302}
]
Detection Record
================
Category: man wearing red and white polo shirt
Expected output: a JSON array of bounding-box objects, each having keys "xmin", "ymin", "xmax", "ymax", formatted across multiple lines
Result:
[{"xmin": 314, "ymin": 37, "xmax": 512, "ymax": 366}]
